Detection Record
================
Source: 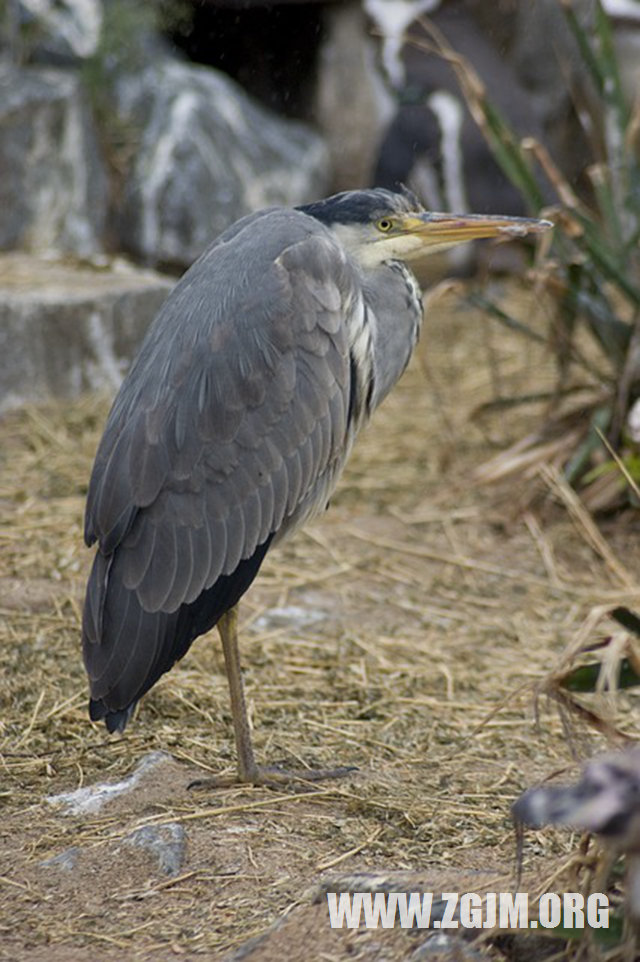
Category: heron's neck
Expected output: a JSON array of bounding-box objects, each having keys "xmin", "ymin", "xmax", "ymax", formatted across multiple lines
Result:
[{"xmin": 364, "ymin": 260, "xmax": 423, "ymax": 412}]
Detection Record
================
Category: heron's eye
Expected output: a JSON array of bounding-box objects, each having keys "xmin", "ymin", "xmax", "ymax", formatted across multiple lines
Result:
[{"xmin": 376, "ymin": 218, "xmax": 394, "ymax": 233}]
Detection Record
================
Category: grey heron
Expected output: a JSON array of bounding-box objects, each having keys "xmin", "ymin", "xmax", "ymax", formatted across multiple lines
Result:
[{"xmin": 82, "ymin": 188, "xmax": 551, "ymax": 787}]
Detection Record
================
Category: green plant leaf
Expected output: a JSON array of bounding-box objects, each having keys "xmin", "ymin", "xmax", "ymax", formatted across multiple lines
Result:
[
  {"xmin": 564, "ymin": 406, "xmax": 612, "ymax": 484},
  {"xmin": 466, "ymin": 293, "xmax": 547, "ymax": 344},
  {"xmin": 560, "ymin": 657, "xmax": 640, "ymax": 692},
  {"xmin": 561, "ymin": 0, "xmax": 608, "ymax": 96},
  {"xmin": 593, "ymin": 0, "xmax": 630, "ymax": 130},
  {"xmin": 479, "ymin": 100, "xmax": 547, "ymax": 211}
]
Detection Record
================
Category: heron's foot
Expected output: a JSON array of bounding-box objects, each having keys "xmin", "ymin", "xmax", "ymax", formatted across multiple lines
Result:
[{"xmin": 188, "ymin": 763, "xmax": 357, "ymax": 792}]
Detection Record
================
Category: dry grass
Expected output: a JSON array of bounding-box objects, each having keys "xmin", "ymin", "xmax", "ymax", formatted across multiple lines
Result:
[{"xmin": 1, "ymin": 280, "xmax": 639, "ymax": 960}]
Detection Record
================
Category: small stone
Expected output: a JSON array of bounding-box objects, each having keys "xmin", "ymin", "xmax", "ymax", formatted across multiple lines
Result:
[
  {"xmin": 411, "ymin": 933, "xmax": 488, "ymax": 959},
  {"xmin": 39, "ymin": 846, "xmax": 80, "ymax": 871},
  {"xmin": 253, "ymin": 605, "xmax": 326, "ymax": 632},
  {"xmin": 46, "ymin": 751, "xmax": 175, "ymax": 816},
  {"xmin": 124, "ymin": 823, "xmax": 186, "ymax": 877}
]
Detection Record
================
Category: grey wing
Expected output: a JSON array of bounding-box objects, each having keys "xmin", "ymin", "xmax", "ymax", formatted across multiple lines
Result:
[{"xmin": 82, "ymin": 215, "xmax": 361, "ymax": 721}]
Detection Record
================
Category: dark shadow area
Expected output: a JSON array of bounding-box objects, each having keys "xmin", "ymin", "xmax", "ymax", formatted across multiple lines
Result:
[{"xmin": 165, "ymin": 1, "xmax": 327, "ymax": 118}]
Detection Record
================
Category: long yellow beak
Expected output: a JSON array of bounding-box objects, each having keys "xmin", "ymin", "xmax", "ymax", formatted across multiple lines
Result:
[{"xmin": 398, "ymin": 211, "xmax": 553, "ymax": 255}]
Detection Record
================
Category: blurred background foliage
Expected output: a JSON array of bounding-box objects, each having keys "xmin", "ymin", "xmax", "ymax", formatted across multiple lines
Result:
[
  {"xmin": 3, "ymin": 0, "xmax": 640, "ymax": 517},
  {"xmin": 415, "ymin": 1, "xmax": 640, "ymax": 513}
]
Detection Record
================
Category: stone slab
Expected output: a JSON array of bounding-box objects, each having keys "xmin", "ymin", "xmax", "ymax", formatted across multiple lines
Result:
[{"xmin": 0, "ymin": 253, "xmax": 173, "ymax": 412}]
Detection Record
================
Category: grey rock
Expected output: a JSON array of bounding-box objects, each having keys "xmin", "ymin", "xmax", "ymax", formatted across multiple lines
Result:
[
  {"xmin": 124, "ymin": 823, "xmax": 187, "ymax": 877},
  {"xmin": 411, "ymin": 933, "xmax": 488, "ymax": 959},
  {"xmin": 252, "ymin": 605, "xmax": 327, "ymax": 633},
  {"xmin": 6, "ymin": 0, "xmax": 103, "ymax": 66},
  {"xmin": 0, "ymin": 253, "xmax": 172, "ymax": 412},
  {"xmin": 39, "ymin": 845, "xmax": 80, "ymax": 871},
  {"xmin": 467, "ymin": 0, "xmax": 594, "ymax": 188},
  {"xmin": 110, "ymin": 57, "xmax": 330, "ymax": 269},
  {"xmin": 0, "ymin": 65, "xmax": 107, "ymax": 256},
  {"xmin": 316, "ymin": 1, "xmax": 393, "ymax": 191},
  {"xmin": 46, "ymin": 751, "xmax": 174, "ymax": 816}
]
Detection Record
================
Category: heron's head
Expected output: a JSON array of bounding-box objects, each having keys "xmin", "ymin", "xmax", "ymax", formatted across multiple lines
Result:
[{"xmin": 298, "ymin": 188, "xmax": 552, "ymax": 269}]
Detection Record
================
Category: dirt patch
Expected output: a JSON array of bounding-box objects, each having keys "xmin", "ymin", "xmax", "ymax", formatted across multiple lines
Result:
[{"xmin": 1, "ymin": 282, "xmax": 639, "ymax": 960}]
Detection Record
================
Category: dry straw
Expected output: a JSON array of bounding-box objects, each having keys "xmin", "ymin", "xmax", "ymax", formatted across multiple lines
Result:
[{"xmin": 1, "ymin": 284, "xmax": 639, "ymax": 956}]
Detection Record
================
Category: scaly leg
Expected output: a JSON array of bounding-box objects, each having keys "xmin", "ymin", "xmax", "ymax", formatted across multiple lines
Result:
[
  {"xmin": 189, "ymin": 605, "xmax": 357, "ymax": 790},
  {"xmin": 219, "ymin": 605, "xmax": 259, "ymax": 782}
]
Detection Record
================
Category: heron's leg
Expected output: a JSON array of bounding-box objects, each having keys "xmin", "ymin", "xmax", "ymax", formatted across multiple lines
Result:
[
  {"xmin": 218, "ymin": 605, "xmax": 259, "ymax": 782},
  {"xmin": 189, "ymin": 604, "xmax": 357, "ymax": 791}
]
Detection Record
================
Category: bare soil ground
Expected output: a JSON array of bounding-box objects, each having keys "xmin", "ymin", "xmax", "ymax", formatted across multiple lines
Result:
[{"xmin": 1, "ymin": 281, "xmax": 639, "ymax": 961}]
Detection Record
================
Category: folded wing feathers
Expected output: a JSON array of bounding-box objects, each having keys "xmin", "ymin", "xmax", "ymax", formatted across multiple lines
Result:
[{"xmin": 83, "ymin": 216, "xmax": 357, "ymax": 716}]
